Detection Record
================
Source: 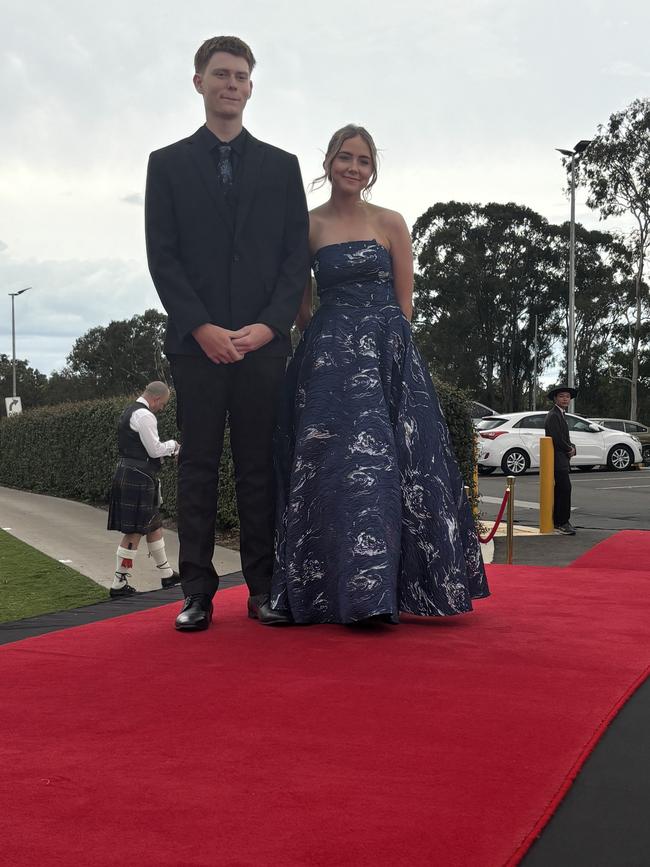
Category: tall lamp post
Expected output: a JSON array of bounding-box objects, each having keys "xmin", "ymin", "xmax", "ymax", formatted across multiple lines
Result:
[
  {"xmin": 532, "ymin": 313, "xmax": 538, "ymax": 411},
  {"xmin": 555, "ymin": 140, "xmax": 591, "ymax": 412},
  {"xmin": 8, "ymin": 287, "xmax": 31, "ymax": 398}
]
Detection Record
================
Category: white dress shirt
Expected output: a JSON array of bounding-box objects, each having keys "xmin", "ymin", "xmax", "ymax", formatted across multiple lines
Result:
[{"xmin": 130, "ymin": 397, "xmax": 178, "ymax": 459}]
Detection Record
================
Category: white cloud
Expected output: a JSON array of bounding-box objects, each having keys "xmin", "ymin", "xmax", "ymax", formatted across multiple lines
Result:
[
  {"xmin": 0, "ymin": 255, "xmax": 160, "ymax": 373},
  {"xmin": 604, "ymin": 60, "xmax": 650, "ymax": 78}
]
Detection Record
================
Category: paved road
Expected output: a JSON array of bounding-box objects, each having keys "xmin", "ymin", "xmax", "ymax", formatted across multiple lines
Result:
[
  {"xmin": 0, "ymin": 486, "xmax": 242, "ymax": 592},
  {"xmin": 478, "ymin": 466, "xmax": 650, "ymax": 531}
]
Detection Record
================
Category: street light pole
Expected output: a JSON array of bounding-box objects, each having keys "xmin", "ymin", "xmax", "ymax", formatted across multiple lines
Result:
[
  {"xmin": 568, "ymin": 152, "xmax": 576, "ymax": 410},
  {"xmin": 532, "ymin": 313, "xmax": 538, "ymax": 411},
  {"xmin": 8, "ymin": 287, "xmax": 31, "ymax": 399},
  {"xmin": 556, "ymin": 140, "xmax": 591, "ymax": 413}
]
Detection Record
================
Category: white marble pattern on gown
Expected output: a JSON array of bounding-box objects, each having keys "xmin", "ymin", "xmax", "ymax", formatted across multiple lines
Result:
[{"xmin": 272, "ymin": 240, "xmax": 489, "ymax": 624}]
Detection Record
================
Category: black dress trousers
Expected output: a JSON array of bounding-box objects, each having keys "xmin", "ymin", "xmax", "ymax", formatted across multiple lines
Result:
[
  {"xmin": 553, "ymin": 457, "xmax": 572, "ymax": 527},
  {"xmin": 170, "ymin": 352, "xmax": 286, "ymax": 598}
]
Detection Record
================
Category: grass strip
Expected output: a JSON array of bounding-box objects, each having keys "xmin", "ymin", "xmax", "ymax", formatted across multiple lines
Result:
[{"xmin": 0, "ymin": 529, "xmax": 107, "ymax": 623}]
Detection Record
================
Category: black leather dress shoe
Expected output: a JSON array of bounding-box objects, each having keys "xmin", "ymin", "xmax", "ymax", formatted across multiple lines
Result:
[
  {"xmin": 175, "ymin": 594, "xmax": 213, "ymax": 631},
  {"xmin": 247, "ymin": 594, "xmax": 292, "ymax": 626},
  {"xmin": 161, "ymin": 571, "xmax": 181, "ymax": 589},
  {"xmin": 109, "ymin": 581, "xmax": 137, "ymax": 598}
]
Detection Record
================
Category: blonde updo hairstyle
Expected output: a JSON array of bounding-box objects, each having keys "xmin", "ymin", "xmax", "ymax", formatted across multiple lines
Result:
[{"xmin": 312, "ymin": 124, "xmax": 379, "ymax": 201}]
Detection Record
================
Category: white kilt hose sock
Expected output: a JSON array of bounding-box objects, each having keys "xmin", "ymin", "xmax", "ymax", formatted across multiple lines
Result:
[
  {"xmin": 113, "ymin": 545, "xmax": 136, "ymax": 588},
  {"xmin": 147, "ymin": 538, "xmax": 174, "ymax": 580}
]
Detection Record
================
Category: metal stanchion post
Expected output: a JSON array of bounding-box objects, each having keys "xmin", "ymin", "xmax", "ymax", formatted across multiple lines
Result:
[{"xmin": 506, "ymin": 476, "xmax": 515, "ymax": 564}]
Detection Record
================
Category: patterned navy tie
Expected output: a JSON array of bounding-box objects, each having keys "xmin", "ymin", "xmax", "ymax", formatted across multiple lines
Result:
[{"xmin": 217, "ymin": 145, "xmax": 233, "ymax": 187}]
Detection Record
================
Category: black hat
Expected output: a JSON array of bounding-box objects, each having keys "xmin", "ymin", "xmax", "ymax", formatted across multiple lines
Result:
[{"xmin": 547, "ymin": 384, "xmax": 578, "ymax": 400}]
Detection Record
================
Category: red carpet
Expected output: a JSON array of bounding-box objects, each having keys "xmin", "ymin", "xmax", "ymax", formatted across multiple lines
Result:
[
  {"xmin": 2, "ymin": 543, "xmax": 650, "ymax": 866},
  {"xmin": 568, "ymin": 529, "xmax": 649, "ymax": 574}
]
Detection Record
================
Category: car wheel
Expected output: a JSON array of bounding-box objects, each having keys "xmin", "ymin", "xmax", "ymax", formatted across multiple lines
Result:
[
  {"xmin": 576, "ymin": 465, "xmax": 595, "ymax": 472},
  {"xmin": 501, "ymin": 448, "xmax": 530, "ymax": 476},
  {"xmin": 607, "ymin": 445, "xmax": 633, "ymax": 471},
  {"xmin": 642, "ymin": 444, "xmax": 650, "ymax": 464},
  {"xmin": 478, "ymin": 465, "xmax": 496, "ymax": 475}
]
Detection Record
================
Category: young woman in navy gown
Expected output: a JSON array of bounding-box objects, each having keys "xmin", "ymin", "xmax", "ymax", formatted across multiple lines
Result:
[{"xmin": 271, "ymin": 125, "xmax": 489, "ymax": 624}]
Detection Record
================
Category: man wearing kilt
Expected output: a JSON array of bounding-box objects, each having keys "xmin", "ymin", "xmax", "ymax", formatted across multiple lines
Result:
[{"xmin": 107, "ymin": 381, "xmax": 180, "ymax": 596}]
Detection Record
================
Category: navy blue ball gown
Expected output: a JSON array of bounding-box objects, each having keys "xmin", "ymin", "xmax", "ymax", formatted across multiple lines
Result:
[{"xmin": 271, "ymin": 240, "xmax": 489, "ymax": 624}]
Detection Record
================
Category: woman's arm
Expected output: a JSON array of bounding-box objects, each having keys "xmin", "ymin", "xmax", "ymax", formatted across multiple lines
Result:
[
  {"xmin": 295, "ymin": 212, "xmax": 320, "ymax": 333},
  {"xmin": 295, "ymin": 275, "xmax": 314, "ymax": 333},
  {"xmin": 384, "ymin": 211, "xmax": 414, "ymax": 321}
]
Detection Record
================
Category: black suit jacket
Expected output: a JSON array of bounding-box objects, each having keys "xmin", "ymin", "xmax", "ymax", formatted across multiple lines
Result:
[
  {"xmin": 145, "ymin": 127, "xmax": 310, "ymax": 357},
  {"xmin": 544, "ymin": 405, "xmax": 574, "ymax": 469}
]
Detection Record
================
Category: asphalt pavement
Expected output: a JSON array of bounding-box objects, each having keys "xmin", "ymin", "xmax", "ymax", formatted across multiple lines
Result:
[{"xmin": 479, "ymin": 466, "xmax": 650, "ymax": 532}]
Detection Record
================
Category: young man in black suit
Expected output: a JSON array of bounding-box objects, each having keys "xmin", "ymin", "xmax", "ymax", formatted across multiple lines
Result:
[
  {"xmin": 145, "ymin": 36, "xmax": 310, "ymax": 631},
  {"xmin": 544, "ymin": 385, "xmax": 578, "ymax": 536}
]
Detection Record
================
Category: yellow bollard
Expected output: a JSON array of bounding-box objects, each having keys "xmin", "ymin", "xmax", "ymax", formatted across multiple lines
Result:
[
  {"xmin": 539, "ymin": 436, "xmax": 555, "ymax": 534},
  {"xmin": 506, "ymin": 475, "xmax": 515, "ymax": 564}
]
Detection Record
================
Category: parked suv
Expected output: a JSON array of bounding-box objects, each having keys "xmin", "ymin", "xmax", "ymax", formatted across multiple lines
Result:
[{"xmin": 589, "ymin": 418, "xmax": 650, "ymax": 464}]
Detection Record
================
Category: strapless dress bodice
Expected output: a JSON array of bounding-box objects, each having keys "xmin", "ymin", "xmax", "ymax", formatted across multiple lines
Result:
[{"xmin": 313, "ymin": 240, "xmax": 397, "ymax": 307}]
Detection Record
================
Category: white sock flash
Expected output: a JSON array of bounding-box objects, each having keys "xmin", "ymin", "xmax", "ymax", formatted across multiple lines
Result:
[
  {"xmin": 147, "ymin": 538, "xmax": 174, "ymax": 580},
  {"xmin": 113, "ymin": 546, "xmax": 136, "ymax": 588}
]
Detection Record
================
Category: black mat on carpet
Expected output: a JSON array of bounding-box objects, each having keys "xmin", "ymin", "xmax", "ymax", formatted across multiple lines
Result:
[{"xmin": 0, "ymin": 571, "xmax": 245, "ymax": 645}]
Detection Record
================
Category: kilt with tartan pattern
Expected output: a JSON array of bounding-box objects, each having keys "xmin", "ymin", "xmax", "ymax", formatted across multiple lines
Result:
[{"xmin": 107, "ymin": 464, "xmax": 162, "ymax": 535}]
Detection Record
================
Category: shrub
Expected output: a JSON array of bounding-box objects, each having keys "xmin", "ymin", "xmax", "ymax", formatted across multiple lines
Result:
[
  {"xmin": 0, "ymin": 381, "xmax": 478, "ymax": 529},
  {"xmin": 431, "ymin": 375, "xmax": 478, "ymax": 491},
  {"xmin": 0, "ymin": 395, "xmax": 238, "ymax": 529}
]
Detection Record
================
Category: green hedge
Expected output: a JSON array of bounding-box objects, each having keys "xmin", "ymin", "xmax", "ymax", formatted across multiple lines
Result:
[
  {"xmin": 431, "ymin": 376, "xmax": 478, "ymax": 496},
  {"xmin": 0, "ymin": 382, "xmax": 478, "ymax": 528},
  {"xmin": 0, "ymin": 395, "xmax": 238, "ymax": 530}
]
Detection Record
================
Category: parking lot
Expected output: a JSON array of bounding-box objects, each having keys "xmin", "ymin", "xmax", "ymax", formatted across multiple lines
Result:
[{"xmin": 478, "ymin": 466, "xmax": 650, "ymax": 531}]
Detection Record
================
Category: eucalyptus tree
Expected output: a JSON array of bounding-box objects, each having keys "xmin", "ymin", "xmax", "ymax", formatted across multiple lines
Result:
[
  {"xmin": 573, "ymin": 97, "xmax": 650, "ymax": 419},
  {"xmin": 66, "ymin": 308, "xmax": 170, "ymax": 397},
  {"xmin": 412, "ymin": 201, "xmax": 565, "ymax": 410},
  {"xmin": 563, "ymin": 224, "xmax": 633, "ymax": 407}
]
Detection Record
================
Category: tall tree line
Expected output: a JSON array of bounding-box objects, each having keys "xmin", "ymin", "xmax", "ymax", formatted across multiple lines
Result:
[
  {"xmin": 411, "ymin": 201, "xmax": 646, "ymax": 417},
  {"xmin": 0, "ymin": 309, "xmax": 171, "ymax": 414},
  {"xmin": 413, "ymin": 96, "xmax": 649, "ymax": 419}
]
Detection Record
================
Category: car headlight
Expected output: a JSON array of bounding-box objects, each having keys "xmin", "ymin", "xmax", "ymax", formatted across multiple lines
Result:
[{"xmin": 631, "ymin": 436, "xmax": 641, "ymax": 444}]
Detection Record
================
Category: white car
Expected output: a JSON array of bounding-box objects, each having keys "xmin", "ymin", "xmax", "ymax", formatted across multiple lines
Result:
[{"xmin": 476, "ymin": 411, "xmax": 643, "ymax": 476}]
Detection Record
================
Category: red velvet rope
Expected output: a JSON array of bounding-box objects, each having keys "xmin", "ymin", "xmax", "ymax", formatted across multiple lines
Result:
[{"xmin": 478, "ymin": 488, "xmax": 510, "ymax": 544}]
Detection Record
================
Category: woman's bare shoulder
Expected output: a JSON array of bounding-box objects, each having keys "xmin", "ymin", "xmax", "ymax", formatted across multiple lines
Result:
[
  {"xmin": 308, "ymin": 206, "xmax": 333, "ymax": 252},
  {"xmin": 371, "ymin": 204, "xmax": 408, "ymax": 230}
]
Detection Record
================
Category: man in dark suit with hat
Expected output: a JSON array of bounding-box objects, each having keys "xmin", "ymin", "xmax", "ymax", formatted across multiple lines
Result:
[{"xmin": 544, "ymin": 385, "xmax": 578, "ymax": 535}]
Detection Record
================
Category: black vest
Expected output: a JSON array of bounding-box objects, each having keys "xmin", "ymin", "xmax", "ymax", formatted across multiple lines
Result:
[{"xmin": 117, "ymin": 402, "xmax": 162, "ymax": 472}]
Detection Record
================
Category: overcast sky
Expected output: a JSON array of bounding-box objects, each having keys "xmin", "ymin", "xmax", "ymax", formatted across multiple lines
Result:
[{"xmin": 1, "ymin": 0, "xmax": 649, "ymax": 381}]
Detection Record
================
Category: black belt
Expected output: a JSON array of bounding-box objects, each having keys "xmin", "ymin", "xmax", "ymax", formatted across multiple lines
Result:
[{"xmin": 118, "ymin": 457, "xmax": 160, "ymax": 474}]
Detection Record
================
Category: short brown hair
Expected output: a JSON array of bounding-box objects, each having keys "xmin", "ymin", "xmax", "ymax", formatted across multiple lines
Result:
[
  {"xmin": 194, "ymin": 36, "xmax": 256, "ymax": 74},
  {"xmin": 312, "ymin": 124, "xmax": 379, "ymax": 200}
]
